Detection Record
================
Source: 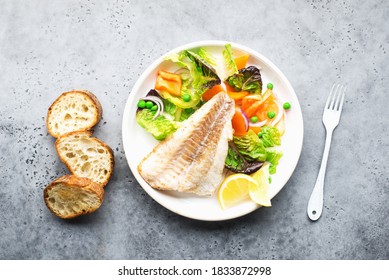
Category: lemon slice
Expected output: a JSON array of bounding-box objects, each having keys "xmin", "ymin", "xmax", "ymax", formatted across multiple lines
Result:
[
  {"xmin": 218, "ymin": 174, "xmax": 258, "ymax": 209},
  {"xmin": 250, "ymin": 163, "xmax": 272, "ymax": 207}
]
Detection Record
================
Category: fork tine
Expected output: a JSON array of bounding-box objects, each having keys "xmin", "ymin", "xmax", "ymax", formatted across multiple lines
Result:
[
  {"xmin": 334, "ymin": 85, "xmax": 344, "ymax": 110},
  {"xmin": 329, "ymin": 84, "xmax": 340, "ymax": 109},
  {"xmin": 325, "ymin": 84, "xmax": 336, "ymax": 109},
  {"xmin": 338, "ymin": 87, "xmax": 346, "ymax": 112}
]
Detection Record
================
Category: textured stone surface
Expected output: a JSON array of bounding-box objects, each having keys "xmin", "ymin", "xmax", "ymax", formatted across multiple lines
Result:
[{"xmin": 0, "ymin": 0, "xmax": 388, "ymax": 259}]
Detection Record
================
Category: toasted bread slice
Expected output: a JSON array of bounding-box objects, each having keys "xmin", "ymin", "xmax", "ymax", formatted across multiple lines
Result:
[
  {"xmin": 44, "ymin": 175, "xmax": 104, "ymax": 219},
  {"xmin": 46, "ymin": 90, "xmax": 102, "ymax": 138},
  {"xmin": 55, "ymin": 131, "xmax": 114, "ymax": 187}
]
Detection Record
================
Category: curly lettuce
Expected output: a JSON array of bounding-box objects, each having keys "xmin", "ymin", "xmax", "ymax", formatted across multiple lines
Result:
[
  {"xmin": 164, "ymin": 49, "xmax": 221, "ymax": 108},
  {"xmin": 227, "ymin": 129, "xmax": 283, "ymax": 175},
  {"xmin": 260, "ymin": 126, "xmax": 282, "ymax": 147},
  {"xmin": 225, "ymin": 141, "xmax": 264, "ymax": 174},
  {"xmin": 226, "ymin": 66, "xmax": 262, "ymax": 94},
  {"xmin": 233, "ymin": 130, "xmax": 267, "ymax": 162},
  {"xmin": 136, "ymin": 109, "xmax": 177, "ymax": 141},
  {"xmin": 184, "ymin": 50, "xmax": 221, "ymax": 89},
  {"xmin": 265, "ymin": 147, "xmax": 283, "ymax": 174}
]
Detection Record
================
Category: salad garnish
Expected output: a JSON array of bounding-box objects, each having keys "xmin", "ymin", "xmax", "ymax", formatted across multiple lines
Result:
[
  {"xmin": 226, "ymin": 66, "xmax": 262, "ymax": 94},
  {"xmin": 134, "ymin": 43, "xmax": 292, "ymax": 208},
  {"xmin": 222, "ymin": 43, "xmax": 239, "ymax": 77}
]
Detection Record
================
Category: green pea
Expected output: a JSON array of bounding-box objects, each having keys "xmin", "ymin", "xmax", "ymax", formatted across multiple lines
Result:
[
  {"xmin": 150, "ymin": 105, "xmax": 158, "ymax": 111},
  {"xmin": 267, "ymin": 111, "xmax": 276, "ymax": 119},
  {"xmin": 257, "ymin": 132, "xmax": 263, "ymax": 138},
  {"xmin": 250, "ymin": 116, "xmax": 258, "ymax": 123},
  {"xmin": 145, "ymin": 101, "xmax": 154, "ymax": 109},
  {"xmin": 267, "ymin": 83, "xmax": 273, "ymax": 90},
  {"xmin": 283, "ymin": 102, "xmax": 291, "ymax": 110},
  {"xmin": 182, "ymin": 94, "xmax": 191, "ymax": 102},
  {"xmin": 137, "ymin": 100, "xmax": 146, "ymax": 108}
]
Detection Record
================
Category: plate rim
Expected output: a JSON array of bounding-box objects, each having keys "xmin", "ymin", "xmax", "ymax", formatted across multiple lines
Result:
[{"xmin": 122, "ymin": 40, "xmax": 304, "ymax": 221}]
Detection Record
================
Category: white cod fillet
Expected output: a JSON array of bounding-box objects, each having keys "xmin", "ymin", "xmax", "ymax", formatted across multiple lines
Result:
[{"xmin": 138, "ymin": 92, "xmax": 235, "ymax": 196}]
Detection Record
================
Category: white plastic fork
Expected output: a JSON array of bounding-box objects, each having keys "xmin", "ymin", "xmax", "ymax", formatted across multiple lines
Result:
[{"xmin": 307, "ymin": 84, "xmax": 346, "ymax": 221}]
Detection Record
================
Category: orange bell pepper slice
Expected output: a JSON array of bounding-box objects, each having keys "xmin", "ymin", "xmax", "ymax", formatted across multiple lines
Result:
[
  {"xmin": 155, "ymin": 71, "xmax": 182, "ymax": 96},
  {"xmin": 235, "ymin": 53, "xmax": 250, "ymax": 70},
  {"xmin": 244, "ymin": 102, "xmax": 263, "ymax": 118},
  {"xmin": 255, "ymin": 96, "xmax": 279, "ymax": 122},
  {"xmin": 231, "ymin": 107, "xmax": 247, "ymax": 136},
  {"xmin": 202, "ymin": 84, "xmax": 225, "ymax": 101},
  {"xmin": 241, "ymin": 95, "xmax": 262, "ymax": 117},
  {"xmin": 227, "ymin": 91, "xmax": 249, "ymax": 101},
  {"xmin": 241, "ymin": 95, "xmax": 262, "ymax": 111}
]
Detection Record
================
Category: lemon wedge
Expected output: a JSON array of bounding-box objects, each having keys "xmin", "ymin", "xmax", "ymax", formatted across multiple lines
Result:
[
  {"xmin": 218, "ymin": 174, "xmax": 258, "ymax": 209},
  {"xmin": 250, "ymin": 163, "xmax": 272, "ymax": 207}
]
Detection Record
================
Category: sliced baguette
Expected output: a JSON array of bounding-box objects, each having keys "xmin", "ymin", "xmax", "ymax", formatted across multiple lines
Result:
[
  {"xmin": 46, "ymin": 90, "xmax": 102, "ymax": 138},
  {"xmin": 44, "ymin": 175, "xmax": 104, "ymax": 219},
  {"xmin": 55, "ymin": 130, "xmax": 114, "ymax": 187}
]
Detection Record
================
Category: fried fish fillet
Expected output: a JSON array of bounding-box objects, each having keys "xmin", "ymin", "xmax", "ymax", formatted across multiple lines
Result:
[{"xmin": 138, "ymin": 92, "xmax": 235, "ymax": 196}]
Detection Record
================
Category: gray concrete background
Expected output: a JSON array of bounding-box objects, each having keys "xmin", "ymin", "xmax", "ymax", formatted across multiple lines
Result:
[{"xmin": 0, "ymin": 0, "xmax": 388, "ymax": 260}]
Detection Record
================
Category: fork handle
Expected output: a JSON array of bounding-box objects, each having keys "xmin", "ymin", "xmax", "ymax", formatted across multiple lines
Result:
[{"xmin": 307, "ymin": 130, "xmax": 333, "ymax": 221}]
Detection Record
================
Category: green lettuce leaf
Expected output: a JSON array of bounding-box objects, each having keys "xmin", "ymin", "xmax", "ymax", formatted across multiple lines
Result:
[
  {"xmin": 260, "ymin": 126, "xmax": 281, "ymax": 148},
  {"xmin": 136, "ymin": 109, "xmax": 177, "ymax": 141},
  {"xmin": 164, "ymin": 49, "xmax": 221, "ymax": 108},
  {"xmin": 226, "ymin": 66, "xmax": 262, "ymax": 94},
  {"xmin": 198, "ymin": 48, "xmax": 217, "ymax": 67},
  {"xmin": 223, "ymin": 44, "xmax": 238, "ymax": 78},
  {"xmin": 184, "ymin": 50, "xmax": 221, "ymax": 89},
  {"xmin": 225, "ymin": 142, "xmax": 264, "ymax": 174},
  {"xmin": 265, "ymin": 147, "xmax": 283, "ymax": 174},
  {"xmin": 233, "ymin": 130, "xmax": 267, "ymax": 162},
  {"xmin": 164, "ymin": 52, "xmax": 188, "ymax": 68},
  {"xmin": 162, "ymin": 98, "xmax": 178, "ymax": 116},
  {"xmin": 231, "ymin": 129, "xmax": 283, "ymax": 175}
]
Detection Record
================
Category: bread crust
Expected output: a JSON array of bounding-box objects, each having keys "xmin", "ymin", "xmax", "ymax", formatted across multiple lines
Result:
[
  {"xmin": 44, "ymin": 175, "xmax": 104, "ymax": 219},
  {"xmin": 46, "ymin": 90, "xmax": 103, "ymax": 138},
  {"xmin": 55, "ymin": 130, "xmax": 115, "ymax": 187}
]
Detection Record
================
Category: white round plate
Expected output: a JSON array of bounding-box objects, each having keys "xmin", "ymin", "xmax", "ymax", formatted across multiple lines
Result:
[{"xmin": 122, "ymin": 40, "xmax": 303, "ymax": 221}]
